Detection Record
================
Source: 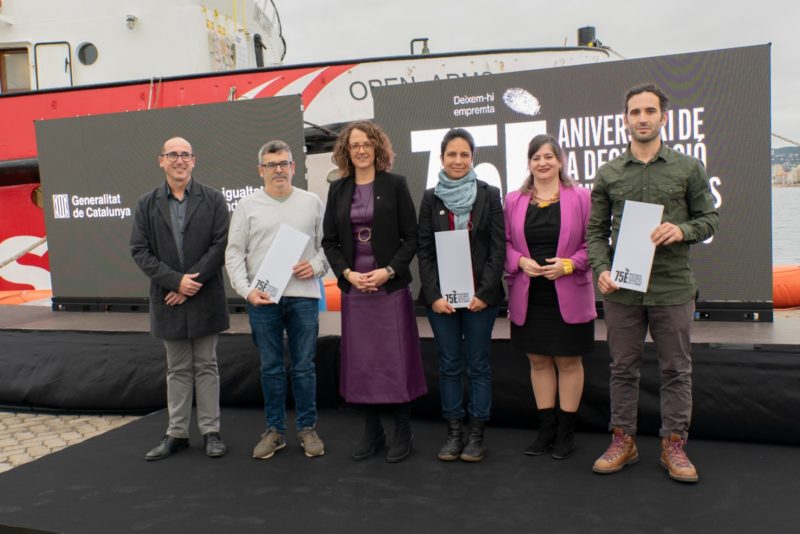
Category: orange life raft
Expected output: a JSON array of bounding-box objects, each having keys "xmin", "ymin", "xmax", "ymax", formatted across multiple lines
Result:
[{"xmin": 773, "ymin": 265, "xmax": 800, "ymax": 309}]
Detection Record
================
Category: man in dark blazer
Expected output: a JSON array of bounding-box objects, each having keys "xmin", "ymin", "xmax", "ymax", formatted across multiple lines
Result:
[{"xmin": 131, "ymin": 137, "xmax": 230, "ymax": 461}]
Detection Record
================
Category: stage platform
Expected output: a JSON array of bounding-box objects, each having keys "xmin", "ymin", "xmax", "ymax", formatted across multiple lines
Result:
[
  {"xmin": 2, "ymin": 307, "xmax": 800, "ymax": 445},
  {"xmin": 1, "ymin": 407, "xmax": 799, "ymax": 534},
  {"xmin": 2, "ymin": 305, "xmax": 800, "ymax": 345}
]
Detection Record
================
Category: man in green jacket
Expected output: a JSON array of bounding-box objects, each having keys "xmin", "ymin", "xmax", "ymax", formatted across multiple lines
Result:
[{"xmin": 587, "ymin": 84, "xmax": 718, "ymax": 483}]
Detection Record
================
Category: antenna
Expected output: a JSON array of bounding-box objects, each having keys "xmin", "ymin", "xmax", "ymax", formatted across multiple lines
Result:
[{"xmin": 410, "ymin": 38, "xmax": 430, "ymax": 55}]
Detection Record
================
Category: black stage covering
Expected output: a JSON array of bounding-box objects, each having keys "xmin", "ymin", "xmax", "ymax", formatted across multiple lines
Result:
[
  {"xmin": 3, "ymin": 331, "xmax": 800, "ymax": 445},
  {"xmin": 0, "ymin": 408, "xmax": 798, "ymax": 533}
]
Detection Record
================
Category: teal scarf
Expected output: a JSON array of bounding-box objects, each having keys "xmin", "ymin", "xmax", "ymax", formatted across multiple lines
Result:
[{"xmin": 435, "ymin": 168, "xmax": 477, "ymax": 230}]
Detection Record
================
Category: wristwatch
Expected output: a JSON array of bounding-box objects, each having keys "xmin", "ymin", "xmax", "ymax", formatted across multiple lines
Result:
[{"xmin": 385, "ymin": 266, "xmax": 396, "ymax": 279}]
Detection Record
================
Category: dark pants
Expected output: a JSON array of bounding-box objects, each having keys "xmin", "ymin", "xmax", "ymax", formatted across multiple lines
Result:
[
  {"xmin": 426, "ymin": 306, "xmax": 497, "ymax": 421},
  {"xmin": 603, "ymin": 299, "xmax": 694, "ymax": 438}
]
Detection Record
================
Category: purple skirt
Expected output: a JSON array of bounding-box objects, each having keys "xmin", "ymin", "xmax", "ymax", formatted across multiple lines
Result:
[{"xmin": 340, "ymin": 286, "xmax": 428, "ymax": 404}]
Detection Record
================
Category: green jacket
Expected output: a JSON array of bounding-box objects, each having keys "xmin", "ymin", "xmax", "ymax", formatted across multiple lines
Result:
[{"xmin": 586, "ymin": 143, "xmax": 719, "ymax": 305}]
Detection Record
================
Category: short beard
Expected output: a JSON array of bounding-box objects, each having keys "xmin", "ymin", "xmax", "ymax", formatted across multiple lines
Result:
[{"xmin": 629, "ymin": 127, "xmax": 661, "ymax": 144}]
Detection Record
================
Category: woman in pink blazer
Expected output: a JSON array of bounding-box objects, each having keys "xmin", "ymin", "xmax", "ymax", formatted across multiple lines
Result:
[{"xmin": 504, "ymin": 134, "xmax": 596, "ymax": 460}]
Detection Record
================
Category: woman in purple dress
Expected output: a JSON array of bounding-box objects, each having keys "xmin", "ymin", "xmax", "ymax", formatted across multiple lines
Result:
[{"xmin": 322, "ymin": 121, "xmax": 427, "ymax": 463}]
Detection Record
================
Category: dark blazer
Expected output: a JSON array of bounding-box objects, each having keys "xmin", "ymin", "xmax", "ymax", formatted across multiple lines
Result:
[
  {"xmin": 130, "ymin": 179, "xmax": 230, "ymax": 340},
  {"xmin": 417, "ymin": 179, "xmax": 506, "ymax": 307},
  {"xmin": 322, "ymin": 171, "xmax": 418, "ymax": 294}
]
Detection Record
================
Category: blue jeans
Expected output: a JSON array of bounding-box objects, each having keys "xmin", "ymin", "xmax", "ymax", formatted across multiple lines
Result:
[
  {"xmin": 248, "ymin": 297, "xmax": 319, "ymax": 433},
  {"xmin": 426, "ymin": 306, "xmax": 497, "ymax": 421}
]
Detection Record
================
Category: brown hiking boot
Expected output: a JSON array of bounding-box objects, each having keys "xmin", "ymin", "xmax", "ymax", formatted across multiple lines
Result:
[
  {"xmin": 660, "ymin": 434, "xmax": 699, "ymax": 483},
  {"xmin": 592, "ymin": 427, "xmax": 639, "ymax": 474}
]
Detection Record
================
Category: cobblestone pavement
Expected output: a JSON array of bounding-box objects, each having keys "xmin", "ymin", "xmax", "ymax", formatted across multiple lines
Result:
[{"xmin": 0, "ymin": 412, "xmax": 140, "ymax": 474}]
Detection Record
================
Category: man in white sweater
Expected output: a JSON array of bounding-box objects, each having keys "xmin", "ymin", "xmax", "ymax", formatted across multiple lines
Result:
[{"xmin": 225, "ymin": 140, "xmax": 328, "ymax": 459}]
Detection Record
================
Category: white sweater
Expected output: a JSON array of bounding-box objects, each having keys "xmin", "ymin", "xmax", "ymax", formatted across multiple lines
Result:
[{"xmin": 225, "ymin": 187, "xmax": 327, "ymax": 300}]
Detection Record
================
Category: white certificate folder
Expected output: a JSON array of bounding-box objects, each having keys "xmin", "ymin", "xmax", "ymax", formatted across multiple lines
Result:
[
  {"xmin": 610, "ymin": 200, "xmax": 664, "ymax": 293},
  {"xmin": 435, "ymin": 229, "xmax": 474, "ymax": 308},
  {"xmin": 249, "ymin": 224, "xmax": 310, "ymax": 303}
]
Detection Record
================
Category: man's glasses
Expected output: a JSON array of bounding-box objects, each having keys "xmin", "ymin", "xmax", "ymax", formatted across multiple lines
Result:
[
  {"xmin": 348, "ymin": 142, "xmax": 375, "ymax": 152},
  {"xmin": 161, "ymin": 152, "xmax": 194, "ymax": 162},
  {"xmin": 260, "ymin": 161, "xmax": 293, "ymax": 171}
]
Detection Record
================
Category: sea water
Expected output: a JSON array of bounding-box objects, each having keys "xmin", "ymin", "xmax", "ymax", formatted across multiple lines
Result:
[{"xmin": 772, "ymin": 187, "xmax": 800, "ymax": 265}]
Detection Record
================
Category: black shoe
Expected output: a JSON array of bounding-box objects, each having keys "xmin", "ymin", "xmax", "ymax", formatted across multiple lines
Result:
[
  {"xmin": 386, "ymin": 403, "xmax": 413, "ymax": 463},
  {"xmin": 352, "ymin": 430, "xmax": 386, "ymax": 461},
  {"xmin": 551, "ymin": 410, "xmax": 577, "ymax": 460},
  {"xmin": 352, "ymin": 405, "xmax": 385, "ymax": 461},
  {"xmin": 437, "ymin": 418, "xmax": 464, "ymax": 461},
  {"xmin": 204, "ymin": 432, "xmax": 227, "ymax": 458},
  {"xmin": 460, "ymin": 419, "xmax": 486, "ymax": 462},
  {"xmin": 524, "ymin": 408, "xmax": 556, "ymax": 456},
  {"xmin": 145, "ymin": 435, "xmax": 189, "ymax": 461},
  {"xmin": 386, "ymin": 433, "xmax": 413, "ymax": 463}
]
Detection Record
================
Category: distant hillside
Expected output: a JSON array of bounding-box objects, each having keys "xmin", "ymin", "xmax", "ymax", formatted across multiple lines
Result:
[{"xmin": 773, "ymin": 146, "xmax": 800, "ymax": 171}]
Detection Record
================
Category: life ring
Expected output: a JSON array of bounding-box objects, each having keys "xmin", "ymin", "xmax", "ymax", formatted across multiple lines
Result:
[{"xmin": 773, "ymin": 265, "xmax": 800, "ymax": 309}]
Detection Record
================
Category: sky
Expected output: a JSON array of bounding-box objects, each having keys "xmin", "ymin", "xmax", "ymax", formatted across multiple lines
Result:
[{"xmin": 276, "ymin": 0, "xmax": 799, "ymax": 148}]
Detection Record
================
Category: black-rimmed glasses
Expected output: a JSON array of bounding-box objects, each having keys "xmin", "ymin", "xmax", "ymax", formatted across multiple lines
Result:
[
  {"xmin": 260, "ymin": 161, "xmax": 293, "ymax": 171},
  {"xmin": 161, "ymin": 152, "xmax": 194, "ymax": 162}
]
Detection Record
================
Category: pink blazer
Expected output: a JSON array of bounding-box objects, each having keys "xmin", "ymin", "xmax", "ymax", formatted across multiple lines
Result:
[{"xmin": 504, "ymin": 184, "xmax": 597, "ymax": 326}]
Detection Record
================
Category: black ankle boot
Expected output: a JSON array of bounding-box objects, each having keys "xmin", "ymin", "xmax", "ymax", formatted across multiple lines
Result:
[
  {"xmin": 352, "ymin": 404, "xmax": 385, "ymax": 461},
  {"xmin": 386, "ymin": 403, "xmax": 413, "ymax": 463},
  {"xmin": 460, "ymin": 418, "xmax": 486, "ymax": 462},
  {"xmin": 551, "ymin": 410, "xmax": 577, "ymax": 460},
  {"xmin": 524, "ymin": 408, "xmax": 556, "ymax": 456},
  {"xmin": 437, "ymin": 418, "xmax": 464, "ymax": 461}
]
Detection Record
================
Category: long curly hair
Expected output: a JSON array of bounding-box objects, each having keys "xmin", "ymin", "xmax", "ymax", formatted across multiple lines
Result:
[{"xmin": 331, "ymin": 121, "xmax": 395, "ymax": 177}]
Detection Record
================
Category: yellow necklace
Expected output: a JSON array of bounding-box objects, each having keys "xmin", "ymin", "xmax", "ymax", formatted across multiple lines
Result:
[{"xmin": 530, "ymin": 186, "xmax": 559, "ymax": 208}]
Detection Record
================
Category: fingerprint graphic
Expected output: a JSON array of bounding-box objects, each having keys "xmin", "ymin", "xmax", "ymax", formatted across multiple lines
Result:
[{"xmin": 502, "ymin": 88, "xmax": 541, "ymax": 116}]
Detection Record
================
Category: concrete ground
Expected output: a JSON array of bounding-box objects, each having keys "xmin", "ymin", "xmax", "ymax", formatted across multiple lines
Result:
[{"xmin": 0, "ymin": 412, "xmax": 140, "ymax": 474}]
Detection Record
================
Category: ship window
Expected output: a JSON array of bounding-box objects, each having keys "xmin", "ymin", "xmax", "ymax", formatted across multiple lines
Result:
[
  {"xmin": 0, "ymin": 48, "xmax": 31, "ymax": 93},
  {"xmin": 77, "ymin": 42, "xmax": 98, "ymax": 66}
]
